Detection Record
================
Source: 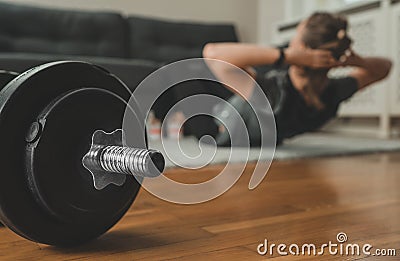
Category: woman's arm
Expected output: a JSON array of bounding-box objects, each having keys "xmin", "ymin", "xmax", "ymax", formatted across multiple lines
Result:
[
  {"xmin": 202, "ymin": 42, "xmax": 339, "ymax": 99},
  {"xmin": 202, "ymin": 42, "xmax": 338, "ymax": 71},
  {"xmin": 203, "ymin": 43, "xmax": 281, "ymax": 69},
  {"xmin": 344, "ymin": 52, "xmax": 392, "ymax": 90}
]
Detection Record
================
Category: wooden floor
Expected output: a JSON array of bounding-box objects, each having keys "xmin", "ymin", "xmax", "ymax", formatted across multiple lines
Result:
[{"xmin": 1, "ymin": 153, "xmax": 399, "ymax": 260}]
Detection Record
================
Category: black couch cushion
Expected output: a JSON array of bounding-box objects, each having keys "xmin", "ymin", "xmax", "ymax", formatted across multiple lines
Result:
[
  {"xmin": 127, "ymin": 16, "xmax": 238, "ymax": 63},
  {"xmin": 0, "ymin": 2, "xmax": 127, "ymax": 58}
]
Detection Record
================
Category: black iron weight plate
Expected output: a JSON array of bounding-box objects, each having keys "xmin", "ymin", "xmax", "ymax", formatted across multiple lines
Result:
[
  {"xmin": 0, "ymin": 61, "xmax": 144, "ymax": 246},
  {"xmin": 0, "ymin": 70, "xmax": 19, "ymax": 92},
  {"xmin": 0, "ymin": 70, "xmax": 19, "ymax": 227}
]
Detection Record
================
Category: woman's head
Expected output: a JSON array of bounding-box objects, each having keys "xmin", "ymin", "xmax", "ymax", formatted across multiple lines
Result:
[
  {"xmin": 290, "ymin": 12, "xmax": 353, "ymax": 109},
  {"xmin": 301, "ymin": 12, "xmax": 352, "ymax": 60}
]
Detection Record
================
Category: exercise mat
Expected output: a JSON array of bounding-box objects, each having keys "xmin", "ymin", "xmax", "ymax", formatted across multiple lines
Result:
[{"xmin": 149, "ymin": 133, "xmax": 400, "ymax": 168}]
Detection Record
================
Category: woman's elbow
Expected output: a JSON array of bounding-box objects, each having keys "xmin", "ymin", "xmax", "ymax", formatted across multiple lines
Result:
[
  {"xmin": 383, "ymin": 59, "xmax": 393, "ymax": 78},
  {"xmin": 375, "ymin": 59, "xmax": 393, "ymax": 81},
  {"xmin": 203, "ymin": 43, "xmax": 219, "ymax": 59}
]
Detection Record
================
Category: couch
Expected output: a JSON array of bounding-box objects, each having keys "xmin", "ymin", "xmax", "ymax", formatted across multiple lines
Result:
[{"xmin": 0, "ymin": 1, "xmax": 238, "ymax": 138}]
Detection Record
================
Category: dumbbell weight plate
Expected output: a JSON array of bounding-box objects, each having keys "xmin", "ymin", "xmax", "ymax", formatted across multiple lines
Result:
[
  {"xmin": 0, "ymin": 70, "xmax": 19, "ymax": 91},
  {"xmin": 0, "ymin": 61, "xmax": 144, "ymax": 246},
  {"xmin": 0, "ymin": 70, "xmax": 19, "ymax": 227}
]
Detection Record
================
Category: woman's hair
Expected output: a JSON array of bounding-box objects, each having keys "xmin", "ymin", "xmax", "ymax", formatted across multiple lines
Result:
[
  {"xmin": 303, "ymin": 12, "xmax": 352, "ymax": 59},
  {"xmin": 300, "ymin": 12, "xmax": 353, "ymax": 110}
]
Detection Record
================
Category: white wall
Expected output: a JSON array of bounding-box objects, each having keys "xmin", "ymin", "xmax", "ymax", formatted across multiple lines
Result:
[
  {"xmin": 258, "ymin": 0, "xmax": 286, "ymax": 45},
  {"xmin": 3, "ymin": 0, "xmax": 259, "ymax": 43}
]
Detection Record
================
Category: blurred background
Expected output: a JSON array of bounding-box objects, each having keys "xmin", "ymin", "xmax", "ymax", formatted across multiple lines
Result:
[{"xmin": 0, "ymin": 0, "xmax": 397, "ymax": 139}]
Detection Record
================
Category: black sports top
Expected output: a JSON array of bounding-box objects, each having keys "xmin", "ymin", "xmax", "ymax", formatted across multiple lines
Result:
[{"xmin": 253, "ymin": 70, "xmax": 359, "ymax": 144}]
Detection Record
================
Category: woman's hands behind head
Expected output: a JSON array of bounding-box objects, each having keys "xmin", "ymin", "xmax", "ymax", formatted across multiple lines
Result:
[{"xmin": 285, "ymin": 47, "xmax": 341, "ymax": 69}]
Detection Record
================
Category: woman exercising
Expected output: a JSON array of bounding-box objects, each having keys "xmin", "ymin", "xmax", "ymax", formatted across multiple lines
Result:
[{"xmin": 203, "ymin": 12, "xmax": 392, "ymax": 146}]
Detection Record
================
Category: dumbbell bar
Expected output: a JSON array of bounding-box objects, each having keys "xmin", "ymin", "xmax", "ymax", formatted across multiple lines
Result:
[{"xmin": 0, "ymin": 62, "xmax": 164, "ymax": 246}]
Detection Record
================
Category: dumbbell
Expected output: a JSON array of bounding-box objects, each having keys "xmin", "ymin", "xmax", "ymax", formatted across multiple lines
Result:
[
  {"xmin": 0, "ymin": 70, "xmax": 20, "ymax": 227},
  {"xmin": 0, "ymin": 61, "xmax": 165, "ymax": 246},
  {"xmin": 0, "ymin": 70, "xmax": 19, "ymax": 91}
]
